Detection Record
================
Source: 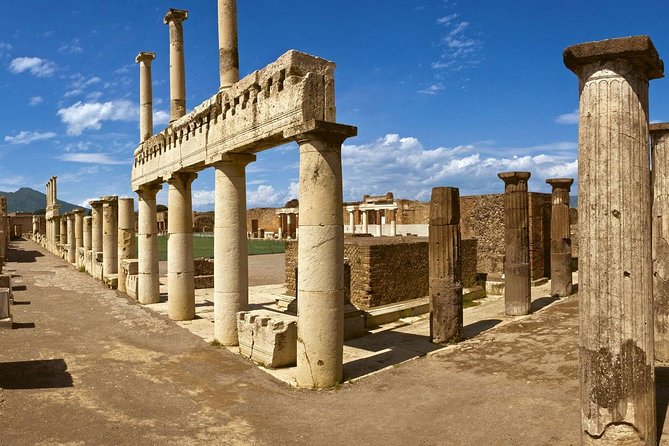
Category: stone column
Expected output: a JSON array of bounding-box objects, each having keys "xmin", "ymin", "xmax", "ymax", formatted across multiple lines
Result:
[
  {"xmin": 53, "ymin": 216, "xmax": 60, "ymax": 252},
  {"xmin": 286, "ymin": 214, "xmax": 292, "ymax": 239},
  {"xmin": 217, "ymin": 0, "xmax": 239, "ymax": 90},
  {"xmin": 288, "ymin": 122, "xmax": 357, "ymax": 389},
  {"xmin": 429, "ymin": 187, "xmax": 462, "ymax": 344},
  {"xmin": 362, "ymin": 210, "xmax": 368, "ymax": 234},
  {"xmin": 74, "ymin": 209, "xmax": 84, "ymax": 251},
  {"xmin": 213, "ymin": 154, "xmax": 255, "ymax": 345},
  {"xmin": 90, "ymin": 200, "xmax": 103, "ymax": 255},
  {"xmin": 83, "ymin": 216, "xmax": 92, "ymax": 252},
  {"xmin": 546, "ymin": 178, "xmax": 573, "ymax": 297},
  {"xmin": 498, "ymin": 171, "xmax": 531, "ymax": 316},
  {"xmin": 564, "ymin": 35, "xmax": 662, "ymax": 445},
  {"xmin": 652, "ymin": 123, "xmax": 669, "ymax": 363},
  {"xmin": 349, "ymin": 210, "xmax": 355, "ymax": 234},
  {"xmin": 118, "ymin": 198, "xmax": 136, "ymax": 294},
  {"xmin": 66, "ymin": 214, "xmax": 76, "ymax": 264},
  {"xmin": 137, "ymin": 184, "xmax": 162, "ymax": 304},
  {"xmin": 376, "ymin": 210, "xmax": 382, "ymax": 236},
  {"xmin": 135, "ymin": 52, "xmax": 156, "ymax": 142},
  {"xmin": 167, "ymin": 172, "xmax": 197, "ymax": 320},
  {"xmin": 60, "ymin": 216, "xmax": 67, "ymax": 246},
  {"xmin": 164, "ymin": 9, "xmax": 188, "ymax": 122},
  {"xmin": 390, "ymin": 209, "xmax": 397, "ymax": 236},
  {"xmin": 102, "ymin": 196, "xmax": 119, "ymax": 278}
]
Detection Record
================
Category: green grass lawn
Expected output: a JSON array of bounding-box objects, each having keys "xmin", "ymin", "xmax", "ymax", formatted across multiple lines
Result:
[{"xmin": 135, "ymin": 235, "xmax": 285, "ymax": 261}]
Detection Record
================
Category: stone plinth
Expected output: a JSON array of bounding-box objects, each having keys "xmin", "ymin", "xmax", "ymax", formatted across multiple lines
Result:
[
  {"xmin": 546, "ymin": 178, "xmax": 573, "ymax": 297},
  {"xmin": 237, "ymin": 311, "xmax": 297, "ymax": 368},
  {"xmin": 564, "ymin": 35, "xmax": 663, "ymax": 445}
]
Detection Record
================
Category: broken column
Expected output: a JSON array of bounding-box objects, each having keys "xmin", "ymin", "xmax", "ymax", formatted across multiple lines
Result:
[
  {"xmin": 90, "ymin": 200, "xmax": 103, "ymax": 256},
  {"xmin": 546, "ymin": 178, "xmax": 573, "ymax": 297},
  {"xmin": 652, "ymin": 123, "xmax": 669, "ymax": 363},
  {"xmin": 83, "ymin": 216, "xmax": 92, "ymax": 271},
  {"xmin": 67, "ymin": 213, "xmax": 76, "ymax": 264},
  {"xmin": 217, "ymin": 0, "xmax": 239, "ymax": 90},
  {"xmin": 74, "ymin": 208, "xmax": 84, "ymax": 252},
  {"xmin": 137, "ymin": 184, "xmax": 162, "ymax": 304},
  {"xmin": 164, "ymin": 9, "xmax": 188, "ymax": 122},
  {"xmin": 135, "ymin": 51, "xmax": 156, "ymax": 142},
  {"xmin": 564, "ymin": 35, "xmax": 663, "ymax": 445},
  {"xmin": 117, "ymin": 198, "xmax": 136, "ymax": 294},
  {"xmin": 102, "ymin": 196, "xmax": 119, "ymax": 280},
  {"xmin": 428, "ymin": 187, "xmax": 463, "ymax": 344},
  {"xmin": 167, "ymin": 172, "xmax": 197, "ymax": 320},
  {"xmin": 288, "ymin": 121, "xmax": 357, "ymax": 389},
  {"xmin": 213, "ymin": 154, "xmax": 254, "ymax": 345},
  {"xmin": 498, "ymin": 171, "xmax": 531, "ymax": 316}
]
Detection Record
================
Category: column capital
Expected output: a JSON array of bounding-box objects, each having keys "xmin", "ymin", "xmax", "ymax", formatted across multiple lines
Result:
[
  {"xmin": 166, "ymin": 171, "xmax": 198, "ymax": 187},
  {"xmin": 135, "ymin": 51, "xmax": 156, "ymax": 64},
  {"xmin": 284, "ymin": 120, "xmax": 357, "ymax": 145},
  {"xmin": 164, "ymin": 8, "xmax": 188, "ymax": 25},
  {"xmin": 564, "ymin": 35, "xmax": 664, "ymax": 80},
  {"xmin": 546, "ymin": 178, "xmax": 574, "ymax": 191},
  {"xmin": 498, "ymin": 171, "xmax": 531, "ymax": 185},
  {"xmin": 100, "ymin": 195, "xmax": 119, "ymax": 206},
  {"xmin": 209, "ymin": 152, "xmax": 256, "ymax": 166},
  {"xmin": 73, "ymin": 208, "xmax": 85, "ymax": 215},
  {"xmin": 88, "ymin": 199, "xmax": 104, "ymax": 209},
  {"xmin": 650, "ymin": 122, "xmax": 669, "ymax": 137}
]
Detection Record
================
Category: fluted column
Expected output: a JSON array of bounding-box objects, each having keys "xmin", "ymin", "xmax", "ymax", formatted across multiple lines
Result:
[
  {"xmin": 102, "ymin": 196, "xmax": 118, "ymax": 279},
  {"xmin": 137, "ymin": 184, "xmax": 162, "ymax": 304},
  {"xmin": 564, "ymin": 35, "xmax": 663, "ymax": 445},
  {"xmin": 429, "ymin": 187, "xmax": 463, "ymax": 344},
  {"xmin": 118, "ymin": 198, "xmax": 136, "ymax": 293},
  {"xmin": 546, "ymin": 178, "xmax": 573, "ymax": 297},
  {"xmin": 217, "ymin": 0, "xmax": 239, "ymax": 90},
  {"xmin": 213, "ymin": 154, "xmax": 255, "ymax": 345},
  {"xmin": 652, "ymin": 123, "xmax": 669, "ymax": 363},
  {"xmin": 53, "ymin": 216, "xmax": 60, "ymax": 253},
  {"xmin": 164, "ymin": 9, "xmax": 188, "ymax": 122},
  {"xmin": 67, "ymin": 214, "xmax": 76, "ymax": 264},
  {"xmin": 167, "ymin": 171, "xmax": 197, "ymax": 320},
  {"xmin": 135, "ymin": 52, "xmax": 156, "ymax": 142},
  {"xmin": 498, "ymin": 171, "xmax": 531, "ymax": 316}
]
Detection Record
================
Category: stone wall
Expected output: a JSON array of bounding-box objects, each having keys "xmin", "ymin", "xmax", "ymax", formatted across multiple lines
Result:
[
  {"xmin": 396, "ymin": 199, "xmax": 429, "ymax": 225},
  {"xmin": 247, "ymin": 208, "xmax": 281, "ymax": 234},
  {"xmin": 7, "ymin": 214, "xmax": 35, "ymax": 237}
]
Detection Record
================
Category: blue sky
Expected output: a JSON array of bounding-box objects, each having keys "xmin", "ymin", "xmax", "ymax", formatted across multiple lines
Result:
[{"xmin": 1, "ymin": 1, "xmax": 669, "ymax": 210}]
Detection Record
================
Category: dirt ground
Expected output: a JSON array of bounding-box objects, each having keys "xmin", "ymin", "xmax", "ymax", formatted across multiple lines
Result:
[{"xmin": 2, "ymin": 238, "xmax": 668, "ymax": 445}]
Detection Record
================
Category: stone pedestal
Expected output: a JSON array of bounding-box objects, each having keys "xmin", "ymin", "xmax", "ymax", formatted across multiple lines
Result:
[
  {"xmin": 117, "ymin": 198, "xmax": 135, "ymax": 294},
  {"xmin": 102, "ymin": 196, "xmax": 119, "ymax": 279},
  {"xmin": 137, "ymin": 184, "xmax": 162, "ymax": 304},
  {"xmin": 214, "ymin": 154, "xmax": 254, "ymax": 345},
  {"xmin": 498, "ymin": 171, "xmax": 531, "ymax": 316},
  {"xmin": 564, "ymin": 35, "xmax": 663, "ymax": 445},
  {"xmin": 652, "ymin": 123, "xmax": 669, "ymax": 363},
  {"xmin": 428, "ymin": 187, "xmax": 463, "ymax": 344},
  {"xmin": 167, "ymin": 172, "xmax": 197, "ymax": 320},
  {"xmin": 164, "ymin": 9, "xmax": 188, "ymax": 122},
  {"xmin": 546, "ymin": 178, "xmax": 573, "ymax": 297}
]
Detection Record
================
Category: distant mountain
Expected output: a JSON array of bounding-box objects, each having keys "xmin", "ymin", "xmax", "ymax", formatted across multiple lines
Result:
[{"xmin": 0, "ymin": 187, "xmax": 81, "ymax": 213}]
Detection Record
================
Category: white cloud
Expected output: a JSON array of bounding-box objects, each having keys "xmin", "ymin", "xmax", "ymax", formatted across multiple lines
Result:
[
  {"xmin": 191, "ymin": 184, "xmax": 297, "ymax": 209},
  {"xmin": 57, "ymin": 99, "xmax": 137, "ymax": 135},
  {"xmin": 59, "ymin": 39, "xmax": 83, "ymax": 55},
  {"xmin": 4, "ymin": 130, "xmax": 57, "ymax": 145},
  {"xmin": 555, "ymin": 110, "xmax": 579, "ymax": 125},
  {"xmin": 153, "ymin": 110, "xmax": 170, "ymax": 126},
  {"xmin": 432, "ymin": 14, "xmax": 482, "ymax": 71},
  {"xmin": 437, "ymin": 13, "xmax": 458, "ymax": 25},
  {"xmin": 29, "ymin": 96, "xmax": 43, "ymax": 106},
  {"xmin": 191, "ymin": 190, "xmax": 215, "ymax": 207},
  {"xmin": 9, "ymin": 57, "xmax": 56, "ymax": 77},
  {"xmin": 58, "ymin": 153, "xmax": 128, "ymax": 165},
  {"xmin": 0, "ymin": 42, "xmax": 12, "ymax": 57},
  {"xmin": 418, "ymin": 83, "xmax": 445, "ymax": 95}
]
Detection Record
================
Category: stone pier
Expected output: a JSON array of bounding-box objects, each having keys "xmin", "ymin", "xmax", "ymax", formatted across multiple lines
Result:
[
  {"xmin": 498, "ymin": 171, "xmax": 531, "ymax": 316},
  {"xmin": 137, "ymin": 184, "xmax": 161, "ymax": 304},
  {"xmin": 167, "ymin": 172, "xmax": 197, "ymax": 320},
  {"xmin": 102, "ymin": 196, "xmax": 119, "ymax": 280},
  {"xmin": 164, "ymin": 9, "xmax": 188, "ymax": 122},
  {"xmin": 117, "ymin": 198, "xmax": 135, "ymax": 294},
  {"xmin": 135, "ymin": 52, "xmax": 156, "ymax": 142},
  {"xmin": 652, "ymin": 123, "xmax": 669, "ymax": 363},
  {"xmin": 564, "ymin": 35, "xmax": 663, "ymax": 445},
  {"xmin": 428, "ymin": 187, "xmax": 462, "ymax": 344},
  {"xmin": 546, "ymin": 178, "xmax": 573, "ymax": 297}
]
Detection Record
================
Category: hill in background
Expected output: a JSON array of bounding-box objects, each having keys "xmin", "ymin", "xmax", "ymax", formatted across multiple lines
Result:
[{"xmin": 0, "ymin": 187, "xmax": 81, "ymax": 213}]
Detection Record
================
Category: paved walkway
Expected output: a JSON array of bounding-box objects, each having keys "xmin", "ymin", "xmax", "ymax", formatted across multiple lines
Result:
[{"xmin": 1, "ymin": 238, "xmax": 661, "ymax": 445}]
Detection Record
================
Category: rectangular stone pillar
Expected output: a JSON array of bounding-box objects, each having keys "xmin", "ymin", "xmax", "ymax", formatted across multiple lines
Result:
[
  {"xmin": 117, "ymin": 198, "xmax": 136, "ymax": 294},
  {"xmin": 137, "ymin": 184, "xmax": 162, "ymax": 304},
  {"xmin": 564, "ymin": 35, "xmax": 663, "ymax": 445}
]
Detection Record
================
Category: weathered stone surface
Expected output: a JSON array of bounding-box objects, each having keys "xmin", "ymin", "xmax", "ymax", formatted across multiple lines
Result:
[
  {"xmin": 565, "ymin": 35, "xmax": 662, "ymax": 445},
  {"xmin": 122, "ymin": 259, "xmax": 139, "ymax": 299},
  {"xmin": 137, "ymin": 184, "xmax": 161, "ymax": 304},
  {"xmin": 0, "ymin": 287, "xmax": 11, "ymax": 322},
  {"xmin": 237, "ymin": 311, "xmax": 297, "ymax": 368},
  {"xmin": 546, "ymin": 178, "xmax": 573, "ymax": 297}
]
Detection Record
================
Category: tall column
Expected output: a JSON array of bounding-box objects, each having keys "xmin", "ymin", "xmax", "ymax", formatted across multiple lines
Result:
[
  {"xmin": 137, "ymin": 184, "xmax": 162, "ymax": 304},
  {"xmin": 164, "ymin": 9, "xmax": 188, "ymax": 122},
  {"xmin": 652, "ymin": 123, "xmax": 669, "ymax": 363},
  {"xmin": 286, "ymin": 214, "xmax": 292, "ymax": 239},
  {"xmin": 118, "ymin": 198, "xmax": 136, "ymax": 294},
  {"xmin": 376, "ymin": 210, "xmax": 382, "ymax": 236},
  {"xmin": 74, "ymin": 209, "xmax": 84, "ymax": 252},
  {"xmin": 52, "ymin": 177, "xmax": 57, "ymax": 206},
  {"xmin": 90, "ymin": 200, "xmax": 103, "ymax": 255},
  {"xmin": 546, "ymin": 178, "xmax": 573, "ymax": 297},
  {"xmin": 167, "ymin": 172, "xmax": 197, "ymax": 320},
  {"xmin": 429, "ymin": 187, "xmax": 462, "ymax": 344},
  {"xmin": 83, "ymin": 216, "xmax": 92, "ymax": 252},
  {"xmin": 102, "ymin": 196, "xmax": 119, "ymax": 278},
  {"xmin": 67, "ymin": 214, "xmax": 76, "ymax": 264},
  {"xmin": 498, "ymin": 171, "xmax": 531, "ymax": 316},
  {"xmin": 213, "ymin": 154, "xmax": 255, "ymax": 345},
  {"xmin": 135, "ymin": 52, "xmax": 156, "ymax": 142},
  {"xmin": 348, "ymin": 210, "xmax": 355, "ymax": 234},
  {"xmin": 217, "ymin": 0, "xmax": 239, "ymax": 90},
  {"xmin": 288, "ymin": 122, "xmax": 357, "ymax": 389},
  {"xmin": 362, "ymin": 210, "xmax": 368, "ymax": 234},
  {"xmin": 564, "ymin": 35, "xmax": 662, "ymax": 445},
  {"xmin": 60, "ymin": 216, "xmax": 67, "ymax": 246},
  {"xmin": 390, "ymin": 209, "xmax": 397, "ymax": 236},
  {"xmin": 53, "ymin": 216, "xmax": 60, "ymax": 253}
]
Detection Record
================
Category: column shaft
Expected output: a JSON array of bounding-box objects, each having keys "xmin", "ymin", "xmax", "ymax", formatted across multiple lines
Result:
[
  {"xmin": 362, "ymin": 210, "xmax": 368, "ymax": 234},
  {"xmin": 137, "ymin": 185, "xmax": 162, "ymax": 304},
  {"xmin": 118, "ymin": 198, "xmax": 136, "ymax": 293},
  {"xmin": 652, "ymin": 124, "xmax": 669, "ymax": 363},
  {"xmin": 136, "ymin": 52, "xmax": 156, "ymax": 142},
  {"xmin": 91, "ymin": 202, "xmax": 103, "ymax": 254},
  {"xmin": 164, "ymin": 9, "xmax": 188, "ymax": 122},
  {"xmin": 546, "ymin": 179, "xmax": 573, "ymax": 297},
  {"xmin": 217, "ymin": 0, "xmax": 239, "ymax": 89},
  {"xmin": 102, "ymin": 197, "xmax": 119, "ymax": 277},
  {"xmin": 67, "ymin": 215, "xmax": 76, "ymax": 264}
]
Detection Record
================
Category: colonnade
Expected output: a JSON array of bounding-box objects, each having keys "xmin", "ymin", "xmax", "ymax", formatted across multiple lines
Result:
[{"xmin": 344, "ymin": 207, "xmax": 397, "ymax": 236}]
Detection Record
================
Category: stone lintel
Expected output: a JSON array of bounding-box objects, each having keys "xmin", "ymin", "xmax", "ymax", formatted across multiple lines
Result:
[
  {"xmin": 563, "ymin": 35, "xmax": 664, "ymax": 79},
  {"xmin": 498, "ymin": 171, "xmax": 531, "ymax": 184},
  {"xmin": 284, "ymin": 119, "xmax": 357, "ymax": 143},
  {"xmin": 208, "ymin": 152, "xmax": 256, "ymax": 166},
  {"xmin": 164, "ymin": 8, "xmax": 188, "ymax": 24},
  {"xmin": 650, "ymin": 122, "xmax": 669, "ymax": 135},
  {"xmin": 135, "ymin": 52, "xmax": 156, "ymax": 64},
  {"xmin": 546, "ymin": 178, "xmax": 574, "ymax": 190}
]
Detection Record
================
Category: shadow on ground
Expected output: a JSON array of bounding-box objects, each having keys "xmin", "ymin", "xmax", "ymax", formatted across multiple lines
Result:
[
  {"xmin": 657, "ymin": 367, "xmax": 669, "ymax": 441},
  {"xmin": 0, "ymin": 359, "xmax": 73, "ymax": 389},
  {"xmin": 6, "ymin": 244, "xmax": 44, "ymax": 263}
]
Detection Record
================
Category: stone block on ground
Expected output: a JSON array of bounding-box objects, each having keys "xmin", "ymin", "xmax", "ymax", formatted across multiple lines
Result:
[
  {"xmin": 0, "ymin": 287, "xmax": 12, "ymax": 328},
  {"xmin": 237, "ymin": 311, "xmax": 297, "ymax": 368},
  {"xmin": 122, "ymin": 259, "xmax": 138, "ymax": 299}
]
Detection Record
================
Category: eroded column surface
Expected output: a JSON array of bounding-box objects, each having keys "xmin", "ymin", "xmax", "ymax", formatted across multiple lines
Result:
[
  {"xmin": 74, "ymin": 208, "xmax": 84, "ymax": 252},
  {"xmin": 102, "ymin": 196, "xmax": 119, "ymax": 277},
  {"xmin": 137, "ymin": 184, "xmax": 162, "ymax": 304},
  {"xmin": 564, "ymin": 35, "xmax": 663, "ymax": 445},
  {"xmin": 117, "ymin": 198, "xmax": 136, "ymax": 294},
  {"xmin": 546, "ymin": 178, "xmax": 573, "ymax": 297},
  {"xmin": 59, "ymin": 216, "xmax": 67, "ymax": 248},
  {"xmin": 291, "ymin": 122, "xmax": 356, "ymax": 389},
  {"xmin": 53, "ymin": 216, "xmax": 60, "ymax": 252},
  {"xmin": 67, "ymin": 214, "xmax": 76, "ymax": 264},
  {"xmin": 167, "ymin": 172, "xmax": 197, "ymax": 320},
  {"xmin": 652, "ymin": 123, "xmax": 669, "ymax": 362},
  {"xmin": 213, "ymin": 154, "xmax": 254, "ymax": 345},
  {"xmin": 90, "ymin": 200, "xmax": 103, "ymax": 255},
  {"xmin": 498, "ymin": 171, "xmax": 531, "ymax": 316},
  {"xmin": 428, "ymin": 187, "xmax": 463, "ymax": 344},
  {"xmin": 164, "ymin": 9, "xmax": 188, "ymax": 122},
  {"xmin": 83, "ymin": 216, "xmax": 92, "ymax": 252},
  {"xmin": 217, "ymin": 0, "xmax": 239, "ymax": 90},
  {"xmin": 135, "ymin": 52, "xmax": 156, "ymax": 142}
]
